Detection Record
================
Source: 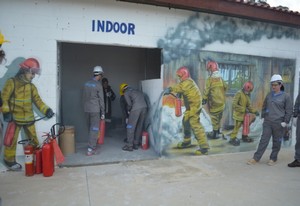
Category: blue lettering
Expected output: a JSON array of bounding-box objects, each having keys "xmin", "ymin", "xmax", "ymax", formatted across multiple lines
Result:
[
  {"xmin": 97, "ymin": 20, "xmax": 105, "ymax": 32},
  {"xmin": 113, "ymin": 22, "xmax": 120, "ymax": 33},
  {"xmin": 120, "ymin": 23, "xmax": 127, "ymax": 34},
  {"xmin": 92, "ymin": 20, "xmax": 135, "ymax": 35},
  {"xmin": 106, "ymin": 21, "xmax": 113, "ymax": 32},
  {"xmin": 128, "ymin": 23, "xmax": 135, "ymax": 35},
  {"xmin": 92, "ymin": 20, "xmax": 95, "ymax": 32}
]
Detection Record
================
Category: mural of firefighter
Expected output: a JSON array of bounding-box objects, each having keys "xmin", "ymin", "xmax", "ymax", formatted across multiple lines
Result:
[
  {"xmin": 229, "ymin": 81, "xmax": 260, "ymax": 146},
  {"xmin": 202, "ymin": 60, "xmax": 228, "ymax": 140},
  {"xmin": 165, "ymin": 66, "xmax": 209, "ymax": 155},
  {"xmin": 1, "ymin": 58, "xmax": 54, "ymax": 171}
]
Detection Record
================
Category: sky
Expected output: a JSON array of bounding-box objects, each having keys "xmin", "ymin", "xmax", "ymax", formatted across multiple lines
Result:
[{"xmin": 266, "ymin": 0, "xmax": 300, "ymax": 12}]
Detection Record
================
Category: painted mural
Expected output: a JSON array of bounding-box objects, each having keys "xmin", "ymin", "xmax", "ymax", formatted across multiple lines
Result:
[{"xmin": 150, "ymin": 12, "xmax": 297, "ymax": 156}]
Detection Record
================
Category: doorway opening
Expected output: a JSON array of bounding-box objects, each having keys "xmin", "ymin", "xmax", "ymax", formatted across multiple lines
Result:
[{"xmin": 58, "ymin": 42, "xmax": 161, "ymax": 166}]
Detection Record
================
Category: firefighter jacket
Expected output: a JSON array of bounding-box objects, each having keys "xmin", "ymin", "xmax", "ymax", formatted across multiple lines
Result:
[
  {"xmin": 232, "ymin": 90, "xmax": 257, "ymax": 122},
  {"xmin": 203, "ymin": 76, "xmax": 227, "ymax": 113},
  {"xmin": 124, "ymin": 87, "xmax": 147, "ymax": 112},
  {"xmin": 83, "ymin": 78, "xmax": 105, "ymax": 114},
  {"xmin": 1, "ymin": 77, "xmax": 50, "ymax": 125},
  {"xmin": 170, "ymin": 78, "xmax": 202, "ymax": 112}
]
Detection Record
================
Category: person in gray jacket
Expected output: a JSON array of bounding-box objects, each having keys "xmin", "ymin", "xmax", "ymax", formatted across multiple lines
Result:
[
  {"xmin": 120, "ymin": 84, "xmax": 147, "ymax": 151},
  {"xmin": 83, "ymin": 66, "xmax": 105, "ymax": 156},
  {"xmin": 247, "ymin": 74, "xmax": 293, "ymax": 166},
  {"xmin": 288, "ymin": 93, "xmax": 300, "ymax": 167}
]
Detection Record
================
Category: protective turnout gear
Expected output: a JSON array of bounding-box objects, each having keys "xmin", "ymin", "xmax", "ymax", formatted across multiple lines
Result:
[
  {"xmin": 101, "ymin": 114, "xmax": 105, "ymax": 120},
  {"xmin": 176, "ymin": 67, "xmax": 190, "ymax": 81},
  {"xmin": 3, "ymin": 112, "xmax": 12, "ymax": 122},
  {"xmin": 0, "ymin": 32, "xmax": 9, "ymax": 45},
  {"xmin": 119, "ymin": 83, "xmax": 128, "ymax": 95},
  {"xmin": 243, "ymin": 81, "xmax": 254, "ymax": 93},
  {"xmin": 270, "ymin": 74, "xmax": 283, "ymax": 83},
  {"xmin": 19, "ymin": 58, "xmax": 41, "ymax": 75},
  {"xmin": 46, "ymin": 108, "xmax": 54, "ymax": 118},
  {"xmin": 93, "ymin": 66, "xmax": 104, "ymax": 75},
  {"xmin": 281, "ymin": 122, "xmax": 287, "ymax": 127},
  {"xmin": 206, "ymin": 61, "xmax": 219, "ymax": 73}
]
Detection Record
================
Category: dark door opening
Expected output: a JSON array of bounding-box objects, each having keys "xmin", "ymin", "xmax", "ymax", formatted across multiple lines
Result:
[{"xmin": 58, "ymin": 42, "xmax": 161, "ymax": 165}]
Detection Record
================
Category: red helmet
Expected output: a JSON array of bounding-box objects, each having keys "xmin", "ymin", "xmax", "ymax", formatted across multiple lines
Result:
[
  {"xmin": 19, "ymin": 58, "xmax": 41, "ymax": 74},
  {"xmin": 206, "ymin": 61, "xmax": 219, "ymax": 73},
  {"xmin": 243, "ymin": 81, "xmax": 254, "ymax": 93},
  {"xmin": 176, "ymin": 67, "xmax": 190, "ymax": 81}
]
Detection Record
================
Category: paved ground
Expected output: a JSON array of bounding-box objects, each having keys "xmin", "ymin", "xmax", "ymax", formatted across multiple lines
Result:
[{"xmin": 0, "ymin": 147, "xmax": 299, "ymax": 206}]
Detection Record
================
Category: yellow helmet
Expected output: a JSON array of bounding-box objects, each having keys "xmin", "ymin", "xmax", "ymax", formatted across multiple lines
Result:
[
  {"xmin": 119, "ymin": 83, "xmax": 128, "ymax": 95},
  {"xmin": 0, "ymin": 32, "xmax": 10, "ymax": 45}
]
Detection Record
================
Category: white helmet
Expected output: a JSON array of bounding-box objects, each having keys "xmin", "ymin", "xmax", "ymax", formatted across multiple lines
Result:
[
  {"xmin": 93, "ymin": 66, "xmax": 104, "ymax": 75},
  {"xmin": 270, "ymin": 74, "xmax": 283, "ymax": 83}
]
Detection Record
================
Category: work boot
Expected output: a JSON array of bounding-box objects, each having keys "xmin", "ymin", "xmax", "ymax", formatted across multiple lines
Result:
[
  {"xmin": 267, "ymin": 159, "xmax": 277, "ymax": 166},
  {"xmin": 242, "ymin": 135, "xmax": 253, "ymax": 143},
  {"xmin": 86, "ymin": 148, "xmax": 97, "ymax": 156},
  {"xmin": 247, "ymin": 158, "xmax": 258, "ymax": 165},
  {"xmin": 195, "ymin": 148, "xmax": 208, "ymax": 155},
  {"xmin": 122, "ymin": 145, "xmax": 133, "ymax": 151},
  {"xmin": 229, "ymin": 138, "xmax": 240, "ymax": 146},
  {"xmin": 288, "ymin": 159, "xmax": 300, "ymax": 167},
  {"xmin": 177, "ymin": 141, "xmax": 192, "ymax": 149},
  {"xmin": 3, "ymin": 160, "xmax": 22, "ymax": 171},
  {"xmin": 133, "ymin": 144, "xmax": 139, "ymax": 150}
]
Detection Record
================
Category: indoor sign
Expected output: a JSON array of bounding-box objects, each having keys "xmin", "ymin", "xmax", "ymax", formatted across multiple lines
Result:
[{"xmin": 92, "ymin": 20, "xmax": 135, "ymax": 35}]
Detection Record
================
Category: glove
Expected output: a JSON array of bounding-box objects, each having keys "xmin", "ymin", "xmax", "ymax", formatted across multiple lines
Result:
[
  {"xmin": 106, "ymin": 92, "xmax": 111, "ymax": 97},
  {"xmin": 281, "ymin": 122, "xmax": 287, "ymax": 128},
  {"xmin": 101, "ymin": 114, "xmax": 105, "ymax": 120},
  {"xmin": 46, "ymin": 108, "xmax": 54, "ymax": 118},
  {"xmin": 164, "ymin": 87, "xmax": 171, "ymax": 94},
  {"xmin": 3, "ymin": 112, "xmax": 12, "ymax": 122},
  {"xmin": 255, "ymin": 111, "xmax": 259, "ymax": 116},
  {"xmin": 202, "ymin": 99, "xmax": 207, "ymax": 105}
]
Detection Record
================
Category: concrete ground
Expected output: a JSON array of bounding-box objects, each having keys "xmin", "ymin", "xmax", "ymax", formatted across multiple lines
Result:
[{"xmin": 1, "ymin": 147, "xmax": 300, "ymax": 206}]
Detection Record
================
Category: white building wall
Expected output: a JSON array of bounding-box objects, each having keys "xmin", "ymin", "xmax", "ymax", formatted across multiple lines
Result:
[{"xmin": 0, "ymin": 0, "xmax": 300, "ymax": 153}]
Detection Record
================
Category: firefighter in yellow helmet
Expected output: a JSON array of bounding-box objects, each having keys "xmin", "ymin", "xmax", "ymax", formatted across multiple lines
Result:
[
  {"xmin": 119, "ymin": 83, "xmax": 129, "ymax": 130},
  {"xmin": 229, "ymin": 81, "xmax": 259, "ymax": 146},
  {"xmin": 166, "ymin": 66, "xmax": 209, "ymax": 155},
  {"xmin": 0, "ymin": 31, "xmax": 9, "ymax": 64},
  {"xmin": 1, "ymin": 58, "xmax": 54, "ymax": 171},
  {"xmin": 202, "ymin": 61, "xmax": 228, "ymax": 139}
]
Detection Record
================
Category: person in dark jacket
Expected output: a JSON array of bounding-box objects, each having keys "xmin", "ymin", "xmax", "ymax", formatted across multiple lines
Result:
[
  {"xmin": 120, "ymin": 84, "xmax": 147, "ymax": 151},
  {"xmin": 83, "ymin": 66, "xmax": 105, "ymax": 156},
  {"xmin": 102, "ymin": 78, "xmax": 116, "ymax": 122},
  {"xmin": 247, "ymin": 74, "xmax": 293, "ymax": 166},
  {"xmin": 288, "ymin": 93, "xmax": 300, "ymax": 167}
]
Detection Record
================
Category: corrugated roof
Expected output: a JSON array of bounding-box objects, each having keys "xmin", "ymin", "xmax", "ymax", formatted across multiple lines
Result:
[{"xmin": 227, "ymin": 0, "xmax": 300, "ymax": 15}]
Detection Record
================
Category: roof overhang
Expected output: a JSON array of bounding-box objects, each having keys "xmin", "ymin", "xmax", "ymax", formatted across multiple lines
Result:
[{"xmin": 117, "ymin": 0, "xmax": 300, "ymax": 28}]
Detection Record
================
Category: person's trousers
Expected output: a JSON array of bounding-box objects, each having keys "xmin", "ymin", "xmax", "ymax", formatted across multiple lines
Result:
[
  {"xmin": 86, "ymin": 112, "xmax": 100, "ymax": 149},
  {"xmin": 230, "ymin": 120, "xmax": 243, "ymax": 139},
  {"xmin": 295, "ymin": 117, "xmax": 300, "ymax": 160},
  {"xmin": 126, "ymin": 108, "xmax": 147, "ymax": 146},
  {"xmin": 4, "ymin": 123, "xmax": 38, "ymax": 162},
  {"xmin": 253, "ymin": 120, "xmax": 284, "ymax": 161},
  {"xmin": 209, "ymin": 110, "xmax": 223, "ymax": 131},
  {"xmin": 182, "ymin": 108, "xmax": 209, "ymax": 149}
]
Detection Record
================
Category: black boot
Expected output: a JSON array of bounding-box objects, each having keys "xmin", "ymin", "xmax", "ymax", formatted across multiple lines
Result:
[
  {"xmin": 229, "ymin": 138, "xmax": 240, "ymax": 146},
  {"xmin": 207, "ymin": 130, "xmax": 220, "ymax": 139},
  {"xmin": 242, "ymin": 135, "xmax": 253, "ymax": 143}
]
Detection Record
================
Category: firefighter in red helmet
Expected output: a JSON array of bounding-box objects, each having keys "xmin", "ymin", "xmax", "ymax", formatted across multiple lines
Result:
[
  {"xmin": 165, "ymin": 66, "xmax": 209, "ymax": 155},
  {"xmin": 229, "ymin": 81, "xmax": 259, "ymax": 146},
  {"xmin": 1, "ymin": 58, "xmax": 54, "ymax": 171},
  {"xmin": 202, "ymin": 60, "xmax": 228, "ymax": 139}
]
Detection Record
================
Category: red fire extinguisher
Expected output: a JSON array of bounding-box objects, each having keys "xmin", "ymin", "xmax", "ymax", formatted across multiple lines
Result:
[
  {"xmin": 42, "ymin": 139, "xmax": 54, "ymax": 177},
  {"xmin": 97, "ymin": 119, "xmax": 106, "ymax": 144},
  {"xmin": 142, "ymin": 131, "xmax": 149, "ymax": 150},
  {"xmin": 34, "ymin": 148, "xmax": 43, "ymax": 174},
  {"xmin": 174, "ymin": 94, "xmax": 182, "ymax": 117},
  {"xmin": 18, "ymin": 139, "xmax": 35, "ymax": 176},
  {"xmin": 243, "ymin": 113, "xmax": 250, "ymax": 136},
  {"xmin": 3, "ymin": 121, "xmax": 16, "ymax": 147}
]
